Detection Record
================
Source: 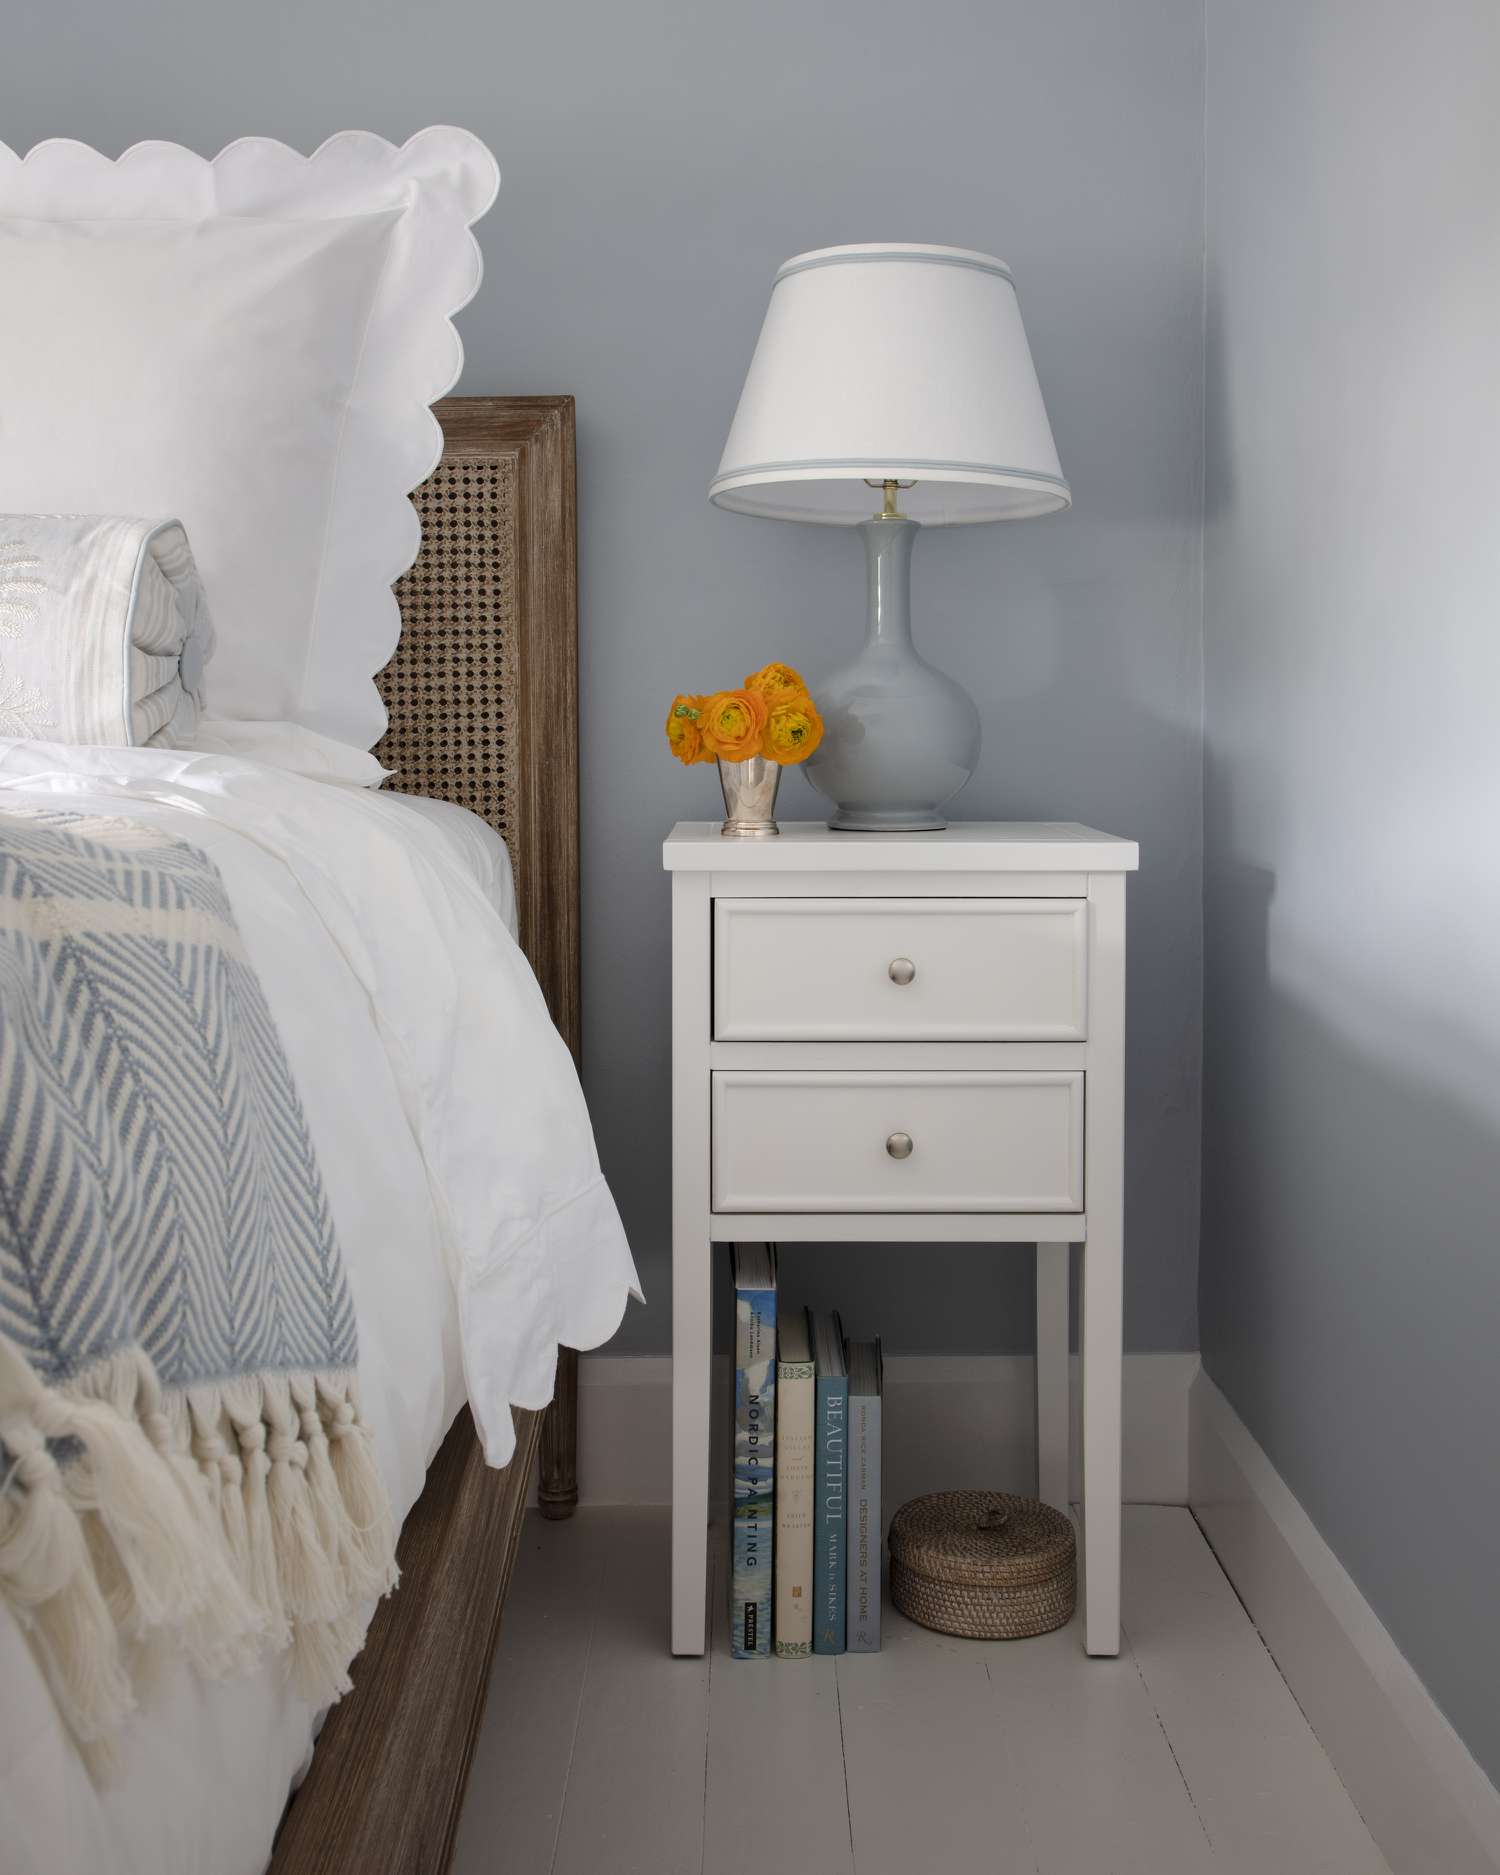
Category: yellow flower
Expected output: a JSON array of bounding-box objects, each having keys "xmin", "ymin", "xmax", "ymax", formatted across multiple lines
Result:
[
  {"xmin": 665, "ymin": 693, "xmax": 711, "ymax": 765},
  {"xmin": 745, "ymin": 661, "xmax": 809, "ymax": 704},
  {"xmin": 764, "ymin": 691, "xmax": 824, "ymax": 765},
  {"xmin": 699, "ymin": 688, "xmax": 770, "ymax": 763}
]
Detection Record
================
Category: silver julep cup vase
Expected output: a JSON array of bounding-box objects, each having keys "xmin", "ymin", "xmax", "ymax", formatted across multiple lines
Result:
[{"xmin": 717, "ymin": 755, "xmax": 781, "ymax": 838}]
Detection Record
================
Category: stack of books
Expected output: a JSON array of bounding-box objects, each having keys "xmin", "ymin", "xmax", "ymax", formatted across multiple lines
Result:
[{"xmin": 731, "ymin": 1245, "xmax": 884, "ymax": 1659}]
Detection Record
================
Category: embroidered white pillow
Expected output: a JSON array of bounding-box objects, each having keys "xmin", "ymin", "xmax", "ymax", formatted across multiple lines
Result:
[
  {"xmin": 0, "ymin": 130, "xmax": 498, "ymax": 751},
  {"xmin": 0, "ymin": 515, "xmax": 213, "ymax": 745}
]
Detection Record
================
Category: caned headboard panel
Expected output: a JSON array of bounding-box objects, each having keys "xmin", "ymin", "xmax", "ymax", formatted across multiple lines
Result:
[{"xmin": 375, "ymin": 395, "xmax": 581, "ymax": 1066}]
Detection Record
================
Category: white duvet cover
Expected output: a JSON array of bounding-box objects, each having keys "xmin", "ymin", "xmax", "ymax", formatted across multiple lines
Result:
[
  {"xmin": 387, "ymin": 789, "xmax": 518, "ymax": 937},
  {"xmin": 0, "ymin": 742, "xmax": 640, "ymax": 1875}
]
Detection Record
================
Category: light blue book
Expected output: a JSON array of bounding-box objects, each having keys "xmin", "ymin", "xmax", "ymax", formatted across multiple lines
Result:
[
  {"xmin": 731, "ymin": 1244, "xmax": 777, "ymax": 1658},
  {"xmin": 812, "ymin": 1311, "xmax": 848, "ymax": 1656},
  {"xmin": 846, "ymin": 1338, "xmax": 883, "ymax": 1653}
]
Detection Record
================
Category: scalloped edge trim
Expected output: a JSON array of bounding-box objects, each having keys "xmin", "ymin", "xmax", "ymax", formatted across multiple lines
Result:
[
  {"xmin": 0, "ymin": 127, "xmax": 499, "ymax": 220},
  {"xmin": 0, "ymin": 130, "xmax": 500, "ymax": 751}
]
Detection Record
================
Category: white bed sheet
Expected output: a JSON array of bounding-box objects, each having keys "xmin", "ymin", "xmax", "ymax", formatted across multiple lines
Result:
[{"xmin": 0, "ymin": 742, "xmax": 639, "ymax": 1875}]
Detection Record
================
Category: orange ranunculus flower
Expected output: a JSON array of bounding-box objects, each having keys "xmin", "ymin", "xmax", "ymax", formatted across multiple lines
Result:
[
  {"xmin": 665, "ymin": 693, "xmax": 711, "ymax": 765},
  {"xmin": 745, "ymin": 660, "xmax": 809, "ymax": 704},
  {"xmin": 764, "ymin": 691, "xmax": 824, "ymax": 765},
  {"xmin": 699, "ymin": 688, "xmax": 770, "ymax": 762}
]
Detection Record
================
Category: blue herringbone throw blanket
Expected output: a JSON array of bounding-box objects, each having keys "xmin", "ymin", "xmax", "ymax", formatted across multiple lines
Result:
[{"xmin": 0, "ymin": 809, "xmax": 395, "ymax": 1745}]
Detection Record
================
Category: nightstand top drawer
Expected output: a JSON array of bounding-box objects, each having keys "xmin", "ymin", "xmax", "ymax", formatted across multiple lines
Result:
[
  {"xmin": 714, "ymin": 896, "xmax": 1087, "ymax": 1041},
  {"xmin": 663, "ymin": 820, "xmax": 1139, "ymax": 873},
  {"xmin": 712, "ymin": 1069, "xmax": 1084, "ymax": 1213}
]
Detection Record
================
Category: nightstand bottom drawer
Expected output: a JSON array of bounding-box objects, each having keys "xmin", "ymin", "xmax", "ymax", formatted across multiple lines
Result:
[{"xmin": 711, "ymin": 1069, "xmax": 1084, "ymax": 1213}]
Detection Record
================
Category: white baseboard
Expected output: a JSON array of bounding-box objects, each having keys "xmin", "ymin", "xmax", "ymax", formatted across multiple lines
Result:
[
  {"xmin": 570, "ymin": 1349, "xmax": 1198, "ymax": 1512},
  {"xmin": 1190, "ymin": 1370, "xmax": 1500, "ymax": 1875}
]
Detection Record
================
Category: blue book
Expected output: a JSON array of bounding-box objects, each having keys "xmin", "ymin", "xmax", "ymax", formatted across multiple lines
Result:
[
  {"xmin": 731, "ymin": 1244, "xmax": 776, "ymax": 1658},
  {"xmin": 811, "ymin": 1311, "xmax": 848, "ymax": 1656},
  {"xmin": 846, "ymin": 1338, "xmax": 883, "ymax": 1653}
]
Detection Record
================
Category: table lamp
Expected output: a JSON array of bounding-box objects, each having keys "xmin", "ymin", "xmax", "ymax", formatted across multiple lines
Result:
[{"xmin": 710, "ymin": 243, "xmax": 1070, "ymax": 830}]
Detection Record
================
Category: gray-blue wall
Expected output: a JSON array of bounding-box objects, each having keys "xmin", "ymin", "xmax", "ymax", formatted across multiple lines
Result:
[
  {"xmin": 0, "ymin": 0, "xmax": 1209, "ymax": 1357},
  {"xmin": 1202, "ymin": 0, "xmax": 1500, "ymax": 1787}
]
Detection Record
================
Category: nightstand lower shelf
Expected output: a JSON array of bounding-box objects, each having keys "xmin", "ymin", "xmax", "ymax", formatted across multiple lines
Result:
[{"xmin": 669, "ymin": 1228, "xmax": 1118, "ymax": 1656}]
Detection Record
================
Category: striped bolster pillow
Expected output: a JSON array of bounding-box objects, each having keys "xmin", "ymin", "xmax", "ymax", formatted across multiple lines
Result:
[{"xmin": 0, "ymin": 515, "xmax": 214, "ymax": 745}]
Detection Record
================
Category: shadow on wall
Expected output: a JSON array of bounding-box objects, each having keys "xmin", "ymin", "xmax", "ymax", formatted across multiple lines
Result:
[
  {"xmin": 1201, "ymin": 806, "xmax": 1500, "ymax": 1787},
  {"xmin": 697, "ymin": 623, "xmax": 1206, "ymax": 1361}
]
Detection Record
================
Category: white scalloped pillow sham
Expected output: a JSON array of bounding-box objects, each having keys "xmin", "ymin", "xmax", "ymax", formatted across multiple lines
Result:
[
  {"xmin": 0, "ymin": 130, "xmax": 498, "ymax": 751},
  {"xmin": 189, "ymin": 718, "xmax": 391, "ymax": 786}
]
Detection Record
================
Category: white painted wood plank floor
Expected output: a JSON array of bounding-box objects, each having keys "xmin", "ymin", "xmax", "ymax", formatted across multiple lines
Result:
[{"xmin": 453, "ymin": 1506, "xmax": 1392, "ymax": 1875}]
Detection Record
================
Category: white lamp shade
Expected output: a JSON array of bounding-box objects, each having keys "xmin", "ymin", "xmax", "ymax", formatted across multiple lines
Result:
[{"xmin": 710, "ymin": 243, "xmax": 1069, "ymax": 526}]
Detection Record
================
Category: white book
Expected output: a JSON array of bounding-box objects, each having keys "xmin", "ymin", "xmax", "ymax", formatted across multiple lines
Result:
[{"xmin": 774, "ymin": 1306, "xmax": 816, "ymax": 1658}]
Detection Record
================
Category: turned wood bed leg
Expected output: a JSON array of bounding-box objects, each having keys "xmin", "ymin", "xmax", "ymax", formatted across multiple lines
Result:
[{"xmin": 538, "ymin": 1346, "xmax": 579, "ymax": 1519}]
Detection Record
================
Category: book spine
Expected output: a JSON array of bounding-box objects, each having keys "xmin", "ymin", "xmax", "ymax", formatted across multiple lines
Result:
[
  {"xmin": 731, "ymin": 1280, "xmax": 776, "ymax": 1658},
  {"xmin": 773, "ymin": 1359, "xmax": 816, "ymax": 1658},
  {"xmin": 847, "ymin": 1390, "xmax": 882, "ymax": 1653},
  {"xmin": 812, "ymin": 1374, "xmax": 848, "ymax": 1655}
]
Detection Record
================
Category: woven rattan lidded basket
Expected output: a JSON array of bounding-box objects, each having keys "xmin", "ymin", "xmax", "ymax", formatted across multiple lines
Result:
[{"xmin": 889, "ymin": 1491, "xmax": 1076, "ymax": 1640}]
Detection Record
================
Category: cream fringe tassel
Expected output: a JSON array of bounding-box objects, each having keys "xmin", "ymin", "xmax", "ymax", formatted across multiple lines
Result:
[{"xmin": 0, "ymin": 1334, "xmax": 398, "ymax": 1751}]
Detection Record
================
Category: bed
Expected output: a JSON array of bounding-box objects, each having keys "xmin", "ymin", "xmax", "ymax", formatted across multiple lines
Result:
[
  {"xmin": 0, "ymin": 391, "xmax": 629, "ymax": 1875},
  {"xmin": 0, "ymin": 131, "xmax": 637, "ymax": 1875}
]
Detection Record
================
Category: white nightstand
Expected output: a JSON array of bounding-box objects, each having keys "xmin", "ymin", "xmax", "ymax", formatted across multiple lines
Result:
[{"xmin": 663, "ymin": 820, "xmax": 1139, "ymax": 1658}]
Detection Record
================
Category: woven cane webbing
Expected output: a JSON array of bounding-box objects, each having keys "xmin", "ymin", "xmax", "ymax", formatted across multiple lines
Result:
[{"xmin": 375, "ymin": 455, "xmax": 522, "ymax": 877}]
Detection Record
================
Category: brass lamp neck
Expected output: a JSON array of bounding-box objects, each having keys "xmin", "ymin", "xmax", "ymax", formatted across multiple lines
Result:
[{"xmin": 865, "ymin": 476, "xmax": 915, "ymax": 521}]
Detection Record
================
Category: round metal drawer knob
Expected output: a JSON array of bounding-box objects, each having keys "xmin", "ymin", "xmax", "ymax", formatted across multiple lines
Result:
[
  {"xmin": 886, "ymin": 1132, "xmax": 914, "ymax": 1160},
  {"xmin": 888, "ymin": 957, "xmax": 917, "ymax": 986}
]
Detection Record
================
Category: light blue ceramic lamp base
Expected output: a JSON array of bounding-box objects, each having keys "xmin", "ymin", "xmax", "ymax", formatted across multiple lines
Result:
[{"xmin": 804, "ymin": 517, "xmax": 980, "ymax": 832}]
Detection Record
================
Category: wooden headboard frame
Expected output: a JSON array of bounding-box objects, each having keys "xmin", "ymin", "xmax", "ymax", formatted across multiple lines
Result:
[
  {"xmin": 269, "ymin": 397, "xmax": 582, "ymax": 1875},
  {"xmin": 376, "ymin": 395, "xmax": 581, "ymax": 1064}
]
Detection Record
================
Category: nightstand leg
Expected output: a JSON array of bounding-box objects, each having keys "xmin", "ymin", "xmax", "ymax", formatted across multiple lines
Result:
[
  {"xmin": 1082, "ymin": 871, "xmax": 1125, "ymax": 1657},
  {"xmin": 1035, "ymin": 1242, "xmax": 1070, "ymax": 1514},
  {"xmin": 671, "ymin": 1227, "xmax": 711, "ymax": 1655},
  {"xmin": 671, "ymin": 869, "xmax": 712, "ymax": 1656},
  {"xmin": 1081, "ymin": 1226, "xmax": 1123, "ymax": 1655}
]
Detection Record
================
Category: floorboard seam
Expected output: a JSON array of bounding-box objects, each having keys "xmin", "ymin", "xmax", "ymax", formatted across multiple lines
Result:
[
  {"xmin": 1186, "ymin": 1507, "xmax": 1391, "ymax": 1862},
  {"xmin": 1128, "ymin": 1633, "xmax": 1216, "ymax": 1851},
  {"xmin": 548, "ymin": 1529, "xmax": 601, "ymax": 1875},
  {"xmin": 833, "ymin": 1661, "xmax": 856, "ymax": 1871}
]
